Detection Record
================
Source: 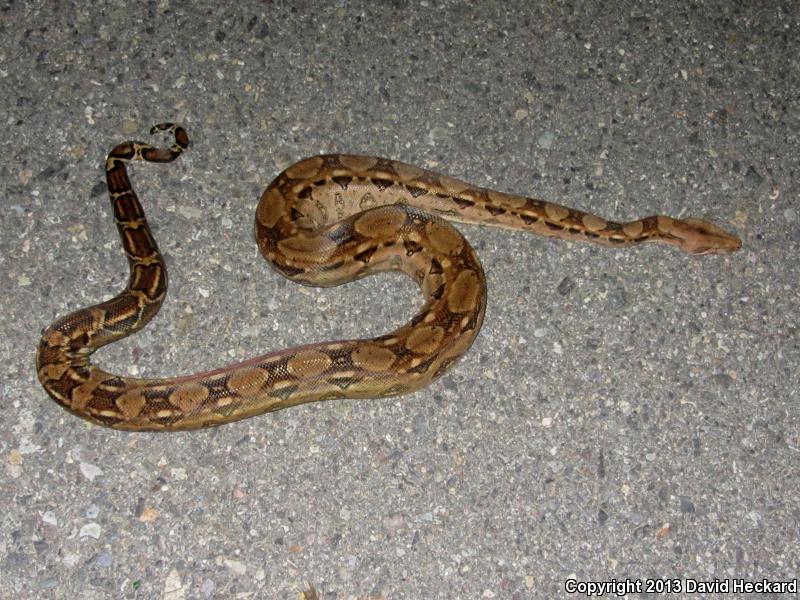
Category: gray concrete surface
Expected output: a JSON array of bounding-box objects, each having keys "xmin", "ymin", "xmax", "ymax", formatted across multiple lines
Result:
[{"xmin": 2, "ymin": 2, "xmax": 798, "ymax": 598}]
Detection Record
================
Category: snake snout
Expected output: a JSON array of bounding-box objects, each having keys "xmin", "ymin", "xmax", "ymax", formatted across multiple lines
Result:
[{"xmin": 670, "ymin": 218, "xmax": 742, "ymax": 255}]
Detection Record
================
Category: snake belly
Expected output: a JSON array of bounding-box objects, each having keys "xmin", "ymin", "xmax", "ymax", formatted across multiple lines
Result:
[{"xmin": 35, "ymin": 124, "xmax": 740, "ymax": 430}]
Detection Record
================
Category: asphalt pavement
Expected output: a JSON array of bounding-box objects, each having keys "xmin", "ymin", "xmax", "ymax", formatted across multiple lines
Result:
[{"xmin": 1, "ymin": 2, "xmax": 797, "ymax": 598}]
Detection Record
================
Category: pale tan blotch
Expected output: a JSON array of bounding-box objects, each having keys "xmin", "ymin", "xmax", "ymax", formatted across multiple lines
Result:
[
  {"xmin": 128, "ymin": 265, "xmax": 163, "ymax": 302},
  {"xmin": 71, "ymin": 369, "xmax": 111, "ymax": 410},
  {"xmin": 286, "ymin": 350, "xmax": 333, "ymax": 378},
  {"xmin": 429, "ymin": 195, "xmax": 462, "ymax": 213},
  {"xmin": 438, "ymin": 174, "xmax": 470, "ymax": 195},
  {"xmin": 271, "ymin": 378, "xmax": 297, "ymax": 391},
  {"xmin": 256, "ymin": 187, "xmax": 287, "ymax": 228},
  {"xmin": 544, "ymin": 203, "xmax": 570, "ymax": 221},
  {"xmin": 278, "ymin": 233, "xmax": 337, "ymax": 262},
  {"xmin": 424, "ymin": 274, "xmax": 444, "ymax": 296},
  {"xmin": 339, "ymin": 154, "xmax": 378, "ymax": 172},
  {"xmin": 228, "ymin": 366, "xmax": 270, "ymax": 397},
  {"xmin": 581, "ymin": 214, "xmax": 607, "ymax": 231},
  {"xmin": 132, "ymin": 253, "xmax": 159, "ymax": 267},
  {"xmin": 353, "ymin": 207, "xmax": 407, "ymax": 238},
  {"xmin": 115, "ymin": 390, "xmax": 147, "ymax": 420},
  {"xmin": 45, "ymin": 329, "xmax": 70, "ymax": 348},
  {"xmin": 656, "ymin": 215, "xmax": 674, "ymax": 233},
  {"xmin": 168, "ymin": 383, "xmax": 209, "ymax": 413},
  {"xmin": 425, "ymin": 221, "xmax": 463, "ymax": 255},
  {"xmin": 119, "ymin": 218, "xmax": 145, "ymax": 230},
  {"xmin": 86, "ymin": 306, "xmax": 107, "ymax": 331},
  {"xmin": 406, "ymin": 230, "xmax": 422, "ymax": 243},
  {"xmin": 372, "ymin": 170, "xmax": 396, "ymax": 181},
  {"xmin": 405, "ymin": 325, "xmax": 445, "ymax": 355},
  {"xmin": 448, "ymin": 270, "xmax": 482, "ymax": 313},
  {"xmin": 445, "ymin": 323, "xmax": 476, "ymax": 355},
  {"xmin": 358, "ymin": 192, "xmax": 378, "ymax": 210},
  {"xmin": 488, "ymin": 190, "xmax": 527, "ymax": 209},
  {"xmin": 127, "ymin": 289, "xmax": 151, "ymax": 311},
  {"xmin": 393, "ymin": 161, "xmax": 424, "ymax": 181},
  {"xmin": 313, "ymin": 199, "xmax": 330, "ymax": 223},
  {"xmin": 351, "ymin": 344, "xmax": 396, "ymax": 372},
  {"xmin": 622, "ymin": 220, "xmax": 644, "ymax": 238},
  {"xmin": 97, "ymin": 409, "xmax": 123, "ymax": 419},
  {"xmin": 285, "ymin": 156, "xmax": 324, "ymax": 180},
  {"xmin": 39, "ymin": 359, "xmax": 70, "ymax": 382}
]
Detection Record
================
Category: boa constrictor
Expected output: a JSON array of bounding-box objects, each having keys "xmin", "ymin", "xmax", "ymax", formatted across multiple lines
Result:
[{"xmin": 36, "ymin": 124, "xmax": 741, "ymax": 430}]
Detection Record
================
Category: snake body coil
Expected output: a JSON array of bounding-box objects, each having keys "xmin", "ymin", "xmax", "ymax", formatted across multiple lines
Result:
[{"xmin": 36, "ymin": 125, "xmax": 741, "ymax": 430}]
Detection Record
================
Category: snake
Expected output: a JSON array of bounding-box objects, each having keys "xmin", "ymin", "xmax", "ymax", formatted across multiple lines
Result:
[{"xmin": 35, "ymin": 124, "xmax": 741, "ymax": 431}]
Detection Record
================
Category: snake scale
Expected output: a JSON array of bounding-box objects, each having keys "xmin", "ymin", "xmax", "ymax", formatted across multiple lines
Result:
[{"xmin": 36, "ymin": 124, "xmax": 741, "ymax": 430}]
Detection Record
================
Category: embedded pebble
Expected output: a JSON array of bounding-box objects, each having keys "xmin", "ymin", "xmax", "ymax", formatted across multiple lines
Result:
[
  {"xmin": 171, "ymin": 467, "xmax": 188, "ymax": 481},
  {"xmin": 62, "ymin": 553, "xmax": 80, "ymax": 568},
  {"xmin": 200, "ymin": 579, "xmax": 216, "ymax": 598},
  {"xmin": 179, "ymin": 206, "xmax": 203, "ymax": 220},
  {"xmin": 164, "ymin": 569, "xmax": 186, "ymax": 600},
  {"xmin": 224, "ymin": 559, "xmax": 247, "ymax": 575},
  {"xmin": 8, "ymin": 448, "xmax": 23, "ymax": 465},
  {"xmin": 384, "ymin": 512, "xmax": 404, "ymax": 531},
  {"xmin": 6, "ymin": 552, "xmax": 29, "ymax": 567},
  {"xmin": 79, "ymin": 462, "xmax": 103, "ymax": 481},
  {"xmin": 607, "ymin": 286, "xmax": 628, "ymax": 310},
  {"xmin": 96, "ymin": 552, "xmax": 113, "ymax": 567},
  {"xmin": 412, "ymin": 414, "xmax": 427, "ymax": 436},
  {"xmin": 537, "ymin": 130, "xmax": 555, "ymax": 149},
  {"xmin": 744, "ymin": 165, "xmax": 763, "ymax": 187},
  {"xmin": 79, "ymin": 522, "xmax": 102, "ymax": 539},
  {"xmin": 557, "ymin": 277, "xmax": 575, "ymax": 296},
  {"xmin": 39, "ymin": 577, "xmax": 58, "ymax": 589}
]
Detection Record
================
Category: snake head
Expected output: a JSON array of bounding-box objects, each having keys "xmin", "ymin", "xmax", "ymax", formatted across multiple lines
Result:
[{"xmin": 662, "ymin": 217, "xmax": 742, "ymax": 255}]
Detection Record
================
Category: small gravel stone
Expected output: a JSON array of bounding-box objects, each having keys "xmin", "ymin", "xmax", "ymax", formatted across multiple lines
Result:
[
  {"xmin": 557, "ymin": 277, "xmax": 575, "ymax": 296},
  {"xmin": 39, "ymin": 577, "xmax": 58, "ymax": 589},
  {"xmin": 200, "ymin": 579, "xmax": 216, "ymax": 598},
  {"xmin": 79, "ymin": 523, "xmax": 102, "ymax": 539},
  {"xmin": 96, "ymin": 552, "xmax": 113, "ymax": 568},
  {"xmin": 744, "ymin": 165, "xmax": 763, "ymax": 187},
  {"xmin": 537, "ymin": 130, "xmax": 555, "ymax": 149},
  {"xmin": 79, "ymin": 462, "xmax": 103, "ymax": 481}
]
